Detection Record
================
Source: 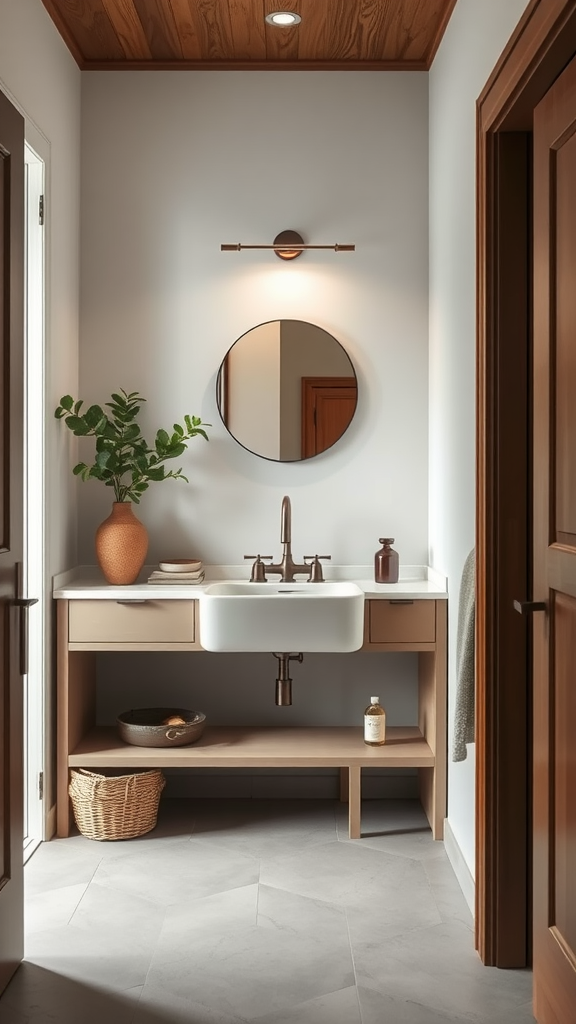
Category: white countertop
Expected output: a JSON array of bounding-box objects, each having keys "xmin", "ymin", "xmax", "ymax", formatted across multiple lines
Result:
[{"xmin": 53, "ymin": 565, "xmax": 448, "ymax": 601}]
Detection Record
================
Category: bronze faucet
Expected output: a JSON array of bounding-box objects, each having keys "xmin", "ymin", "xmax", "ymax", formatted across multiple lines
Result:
[{"xmin": 244, "ymin": 495, "xmax": 331, "ymax": 583}]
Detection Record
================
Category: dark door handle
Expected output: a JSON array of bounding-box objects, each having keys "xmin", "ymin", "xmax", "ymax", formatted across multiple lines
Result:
[
  {"xmin": 14, "ymin": 597, "xmax": 39, "ymax": 675},
  {"xmin": 513, "ymin": 599, "xmax": 546, "ymax": 615}
]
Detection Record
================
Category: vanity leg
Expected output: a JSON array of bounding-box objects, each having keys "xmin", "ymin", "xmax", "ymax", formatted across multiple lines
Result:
[
  {"xmin": 56, "ymin": 601, "xmax": 71, "ymax": 838},
  {"xmin": 57, "ymin": 601, "xmax": 96, "ymax": 839},
  {"xmin": 418, "ymin": 600, "xmax": 447, "ymax": 841},
  {"xmin": 339, "ymin": 767, "xmax": 349, "ymax": 802},
  {"xmin": 348, "ymin": 766, "xmax": 361, "ymax": 839},
  {"xmin": 419, "ymin": 766, "xmax": 444, "ymax": 840}
]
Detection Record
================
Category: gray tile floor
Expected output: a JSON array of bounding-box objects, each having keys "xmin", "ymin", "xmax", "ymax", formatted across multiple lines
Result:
[{"xmin": 0, "ymin": 799, "xmax": 535, "ymax": 1024}]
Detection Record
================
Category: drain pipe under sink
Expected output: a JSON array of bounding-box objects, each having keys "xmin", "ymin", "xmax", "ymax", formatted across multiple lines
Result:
[{"xmin": 272, "ymin": 652, "xmax": 303, "ymax": 705}]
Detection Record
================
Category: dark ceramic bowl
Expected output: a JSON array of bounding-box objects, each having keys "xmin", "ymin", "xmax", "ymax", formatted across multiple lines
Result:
[{"xmin": 117, "ymin": 708, "xmax": 206, "ymax": 747}]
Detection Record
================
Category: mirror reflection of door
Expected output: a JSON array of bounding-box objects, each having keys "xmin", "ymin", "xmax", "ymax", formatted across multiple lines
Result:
[
  {"xmin": 217, "ymin": 320, "xmax": 358, "ymax": 462},
  {"xmin": 301, "ymin": 378, "xmax": 357, "ymax": 458}
]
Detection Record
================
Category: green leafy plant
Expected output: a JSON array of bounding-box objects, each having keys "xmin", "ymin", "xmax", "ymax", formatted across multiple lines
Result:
[{"xmin": 55, "ymin": 389, "xmax": 209, "ymax": 504}]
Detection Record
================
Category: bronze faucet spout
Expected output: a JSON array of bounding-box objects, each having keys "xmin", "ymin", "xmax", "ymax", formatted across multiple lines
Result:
[
  {"xmin": 281, "ymin": 495, "xmax": 291, "ymax": 545},
  {"xmin": 246, "ymin": 495, "xmax": 327, "ymax": 583},
  {"xmin": 262, "ymin": 495, "xmax": 310, "ymax": 582}
]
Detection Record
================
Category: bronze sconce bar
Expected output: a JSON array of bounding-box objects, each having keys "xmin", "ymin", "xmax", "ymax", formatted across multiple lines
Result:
[{"xmin": 220, "ymin": 230, "xmax": 355, "ymax": 260}]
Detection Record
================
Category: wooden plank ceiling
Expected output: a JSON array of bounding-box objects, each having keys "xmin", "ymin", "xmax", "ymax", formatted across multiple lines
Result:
[{"xmin": 40, "ymin": 0, "xmax": 457, "ymax": 70}]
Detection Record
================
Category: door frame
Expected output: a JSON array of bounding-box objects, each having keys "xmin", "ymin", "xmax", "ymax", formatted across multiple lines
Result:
[
  {"xmin": 23, "ymin": 141, "xmax": 45, "ymax": 858},
  {"xmin": 476, "ymin": 0, "xmax": 576, "ymax": 967}
]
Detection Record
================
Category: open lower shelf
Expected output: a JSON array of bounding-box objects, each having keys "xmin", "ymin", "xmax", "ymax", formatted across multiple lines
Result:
[{"xmin": 69, "ymin": 725, "xmax": 435, "ymax": 769}]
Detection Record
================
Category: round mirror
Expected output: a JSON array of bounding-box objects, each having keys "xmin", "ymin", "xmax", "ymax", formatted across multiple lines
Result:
[{"xmin": 216, "ymin": 320, "xmax": 358, "ymax": 462}]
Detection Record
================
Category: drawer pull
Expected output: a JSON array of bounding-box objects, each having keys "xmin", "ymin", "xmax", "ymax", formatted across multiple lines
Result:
[
  {"xmin": 115, "ymin": 599, "xmax": 148, "ymax": 604},
  {"xmin": 389, "ymin": 599, "xmax": 414, "ymax": 605}
]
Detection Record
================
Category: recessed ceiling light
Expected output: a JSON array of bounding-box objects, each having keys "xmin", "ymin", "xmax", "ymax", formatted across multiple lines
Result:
[{"xmin": 265, "ymin": 11, "xmax": 302, "ymax": 27}]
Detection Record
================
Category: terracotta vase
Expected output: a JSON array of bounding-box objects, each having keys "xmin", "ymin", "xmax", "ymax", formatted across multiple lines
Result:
[{"xmin": 95, "ymin": 502, "xmax": 148, "ymax": 585}]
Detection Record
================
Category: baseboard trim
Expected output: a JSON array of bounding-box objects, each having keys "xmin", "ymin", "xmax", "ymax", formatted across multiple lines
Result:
[{"xmin": 443, "ymin": 818, "xmax": 475, "ymax": 915}]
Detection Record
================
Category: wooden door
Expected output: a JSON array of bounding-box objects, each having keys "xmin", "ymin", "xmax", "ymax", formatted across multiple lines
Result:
[
  {"xmin": 532, "ymin": 53, "xmax": 576, "ymax": 1024},
  {"xmin": 0, "ymin": 88, "xmax": 25, "ymax": 993},
  {"xmin": 301, "ymin": 377, "xmax": 357, "ymax": 458}
]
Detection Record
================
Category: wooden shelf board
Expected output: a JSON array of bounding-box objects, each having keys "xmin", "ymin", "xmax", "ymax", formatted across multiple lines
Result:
[{"xmin": 69, "ymin": 725, "xmax": 435, "ymax": 769}]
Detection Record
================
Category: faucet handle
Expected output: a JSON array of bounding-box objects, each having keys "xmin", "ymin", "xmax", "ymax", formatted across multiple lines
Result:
[
  {"xmin": 244, "ymin": 554, "xmax": 273, "ymax": 582},
  {"xmin": 303, "ymin": 555, "xmax": 331, "ymax": 583}
]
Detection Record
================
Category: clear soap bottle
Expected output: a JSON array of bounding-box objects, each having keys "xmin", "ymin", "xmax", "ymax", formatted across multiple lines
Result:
[
  {"xmin": 364, "ymin": 696, "xmax": 386, "ymax": 746},
  {"xmin": 374, "ymin": 538, "xmax": 399, "ymax": 583}
]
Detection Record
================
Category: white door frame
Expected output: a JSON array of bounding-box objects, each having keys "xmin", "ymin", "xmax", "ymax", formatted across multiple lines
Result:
[{"xmin": 23, "ymin": 141, "xmax": 45, "ymax": 859}]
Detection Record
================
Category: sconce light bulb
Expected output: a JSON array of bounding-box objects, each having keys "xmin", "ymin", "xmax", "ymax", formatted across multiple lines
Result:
[{"xmin": 273, "ymin": 230, "xmax": 304, "ymax": 260}]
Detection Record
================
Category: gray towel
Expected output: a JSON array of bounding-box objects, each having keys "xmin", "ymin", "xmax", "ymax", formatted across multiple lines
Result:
[{"xmin": 452, "ymin": 548, "xmax": 475, "ymax": 762}]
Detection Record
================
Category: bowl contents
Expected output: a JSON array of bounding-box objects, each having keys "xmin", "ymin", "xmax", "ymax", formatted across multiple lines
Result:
[{"xmin": 117, "ymin": 708, "xmax": 206, "ymax": 747}]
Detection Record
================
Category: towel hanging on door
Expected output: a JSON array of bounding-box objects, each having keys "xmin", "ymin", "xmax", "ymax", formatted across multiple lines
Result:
[{"xmin": 452, "ymin": 548, "xmax": 475, "ymax": 762}]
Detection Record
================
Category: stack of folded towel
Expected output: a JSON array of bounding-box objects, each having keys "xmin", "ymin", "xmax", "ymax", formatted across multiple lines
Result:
[{"xmin": 147, "ymin": 558, "xmax": 205, "ymax": 585}]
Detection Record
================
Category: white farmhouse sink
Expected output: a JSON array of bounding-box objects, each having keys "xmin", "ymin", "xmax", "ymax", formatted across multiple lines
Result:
[{"xmin": 199, "ymin": 581, "xmax": 365, "ymax": 652}]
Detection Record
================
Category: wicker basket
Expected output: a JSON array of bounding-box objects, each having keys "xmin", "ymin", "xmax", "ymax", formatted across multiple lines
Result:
[{"xmin": 69, "ymin": 768, "xmax": 165, "ymax": 841}]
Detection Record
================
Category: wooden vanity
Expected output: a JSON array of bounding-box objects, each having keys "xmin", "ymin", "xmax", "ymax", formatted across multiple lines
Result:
[{"xmin": 54, "ymin": 570, "xmax": 447, "ymax": 842}]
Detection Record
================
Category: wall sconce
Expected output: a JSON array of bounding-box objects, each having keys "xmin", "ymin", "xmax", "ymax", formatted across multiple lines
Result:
[{"xmin": 221, "ymin": 230, "xmax": 355, "ymax": 261}]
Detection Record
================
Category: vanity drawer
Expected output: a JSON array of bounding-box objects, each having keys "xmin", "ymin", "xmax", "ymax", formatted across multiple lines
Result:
[
  {"xmin": 368, "ymin": 600, "xmax": 436, "ymax": 644},
  {"xmin": 68, "ymin": 599, "xmax": 195, "ymax": 644}
]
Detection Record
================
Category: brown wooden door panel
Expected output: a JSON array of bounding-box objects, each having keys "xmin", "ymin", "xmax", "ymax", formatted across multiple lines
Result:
[
  {"xmin": 315, "ymin": 390, "xmax": 357, "ymax": 453},
  {"xmin": 533, "ymin": 52, "xmax": 576, "ymax": 1024},
  {"xmin": 0, "ymin": 87, "xmax": 25, "ymax": 993},
  {"xmin": 301, "ymin": 377, "xmax": 357, "ymax": 458},
  {"xmin": 547, "ymin": 544, "xmax": 576, "ymax": 597},
  {"xmin": 555, "ymin": 131, "xmax": 576, "ymax": 539},
  {"xmin": 553, "ymin": 592, "xmax": 576, "ymax": 954}
]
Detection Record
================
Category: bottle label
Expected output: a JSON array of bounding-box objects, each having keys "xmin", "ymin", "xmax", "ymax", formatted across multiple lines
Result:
[{"xmin": 364, "ymin": 714, "xmax": 385, "ymax": 743}]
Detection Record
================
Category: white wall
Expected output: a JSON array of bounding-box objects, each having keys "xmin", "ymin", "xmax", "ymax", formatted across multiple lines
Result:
[
  {"xmin": 0, "ymin": 0, "xmax": 81, "ymax": 577},
  {"xmin": 79, "ymin": 71, "xmax": 429, "ymax": 569},
  {"xmin": 428, "ymin": 0, "xmax": 531, "ymax": 875}
]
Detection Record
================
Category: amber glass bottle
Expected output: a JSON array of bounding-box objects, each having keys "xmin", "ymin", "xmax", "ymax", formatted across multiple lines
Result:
[
  {"xmin": 374, "ymin": 538, "xmax": 399, "ymax": 583},
  {"xmin": 364, "ymin": 696, "xmax": 386, "ymax": 746}
]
